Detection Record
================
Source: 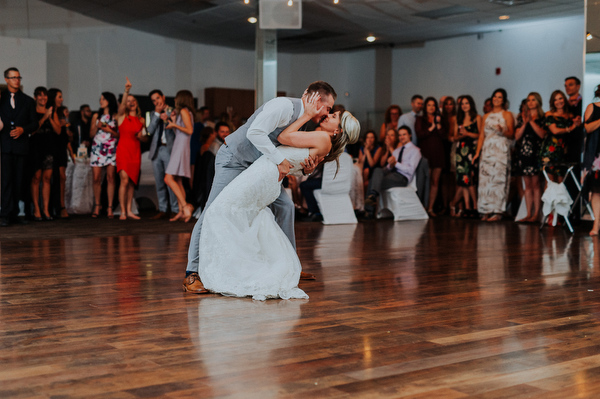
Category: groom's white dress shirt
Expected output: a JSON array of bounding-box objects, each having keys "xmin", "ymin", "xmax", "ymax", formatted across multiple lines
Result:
[{"xmin": 246, "ymin": 97, "xmax": 304, "ymax": 165}]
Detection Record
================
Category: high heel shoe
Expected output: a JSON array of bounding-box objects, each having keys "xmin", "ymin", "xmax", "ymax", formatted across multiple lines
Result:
[
  {"xmin": 43, "ymin": 212, "xmax": 53, "ymax": 221},
  {"xmin": 92, "ymin": 203, "xmax": 101, "ymax": 218},
  {"xmin": 107, "ymin": 206, "xmax": 114, "ymax": 219}
]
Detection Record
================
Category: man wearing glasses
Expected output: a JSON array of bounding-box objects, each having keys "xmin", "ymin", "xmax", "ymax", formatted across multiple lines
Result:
[{"xmin": 0, "ymin": 67, "xmax": 38, "ymax": 227}]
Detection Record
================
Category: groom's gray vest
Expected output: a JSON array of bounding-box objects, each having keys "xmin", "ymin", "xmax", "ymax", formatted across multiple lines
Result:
[{"xmin": 225, "ymin": 97, "xmax": 302, "ymax": 168}]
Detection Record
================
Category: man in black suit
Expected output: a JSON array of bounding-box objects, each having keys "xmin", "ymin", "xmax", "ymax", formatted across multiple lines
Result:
[{"xmin": 0, "ymin": 67, "xmax": 38, "ymax": 226}]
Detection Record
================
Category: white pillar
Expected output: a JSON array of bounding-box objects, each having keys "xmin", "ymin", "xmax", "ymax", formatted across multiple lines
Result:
[{"xmin": 255, "ymin": 27, "xmax": 277, "ymax": 108}]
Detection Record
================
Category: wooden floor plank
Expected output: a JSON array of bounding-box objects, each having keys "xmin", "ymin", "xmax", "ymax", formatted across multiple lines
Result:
[{"xmin": 2, "ymin": 216, "xmax": 600, "ymax": 398}]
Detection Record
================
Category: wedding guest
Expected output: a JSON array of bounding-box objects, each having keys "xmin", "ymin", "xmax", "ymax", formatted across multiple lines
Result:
[
  {"xmin": 208, "ymin": 122, "xmax": 231, "ymax": 156},
  {"xmin": 47, "ymin": 88, "xmax": 71, "ymax": 219},
  {"xmin": 452, "ymin": 95, "xmax": 481, "ymax": 218},
  {"xmin": 90, "ymin": 91, "xmax": 119, "ymax": 218},
  {"xmin": 583, "ymin": 85, "xmax": 600, "ymax": 236},
  {"xmin": 147, "ymin": 89, "xmax": 178, "ymax": 219},
  {"xmin": 415, "ymin": 97, "xmax": 446, "ymax": 216},
  {"xmin": 473, "ymin": 88, "xmax": 515, "ymax": 221},
  {"xmin": 358, "ymin": 130, "xmax": 381, "ymax": 192},
  {"xmin": 564, "ymin": 76, "xmax": 584, "ymax": 163},
  {"xmin": 398, "ymin": 95, "xmax": 423, "ymax": 145},
  {"xmin": 364, "ymin": 126, "xmax": 421, "ymax": 217},
  {"xmin": 198, "ymin": 106, "xmax": 215, "ymax": 129},
  {"xmin": 30, "ymin": 87, "xmax": 55, "ymax": 221},
  {"xmin": 116, "ymin": 78, "xmax": 146, "ymax": 220},
  {"xmin": 542, "ymin": 90, "xmax": 579, "ymax": 182},
  {"xmin": 379, "ymin": 105, "xmax": 402, "ymax": 142},
  {"xmin": 482, "ymin": 98, "xmax": 493, "ymax": 114},
  {"xmin": 190, "ymin": 115, "xmax": 205, "ymax": 189},
  {"xmin": 164, "ymin": 90, "xmax": 195, "ymax": 222},
  {"xmin": 0, "ymin": 68, "xmax": 38, "ymax": 227},
  {"xmin": 73, "ymin": 104, "xmax": 92, "ymax": 152},
  {"xmin": 378, "ymin": 128, "xmax": 399, "ymax": 170},
  {"xmin": 514, "ymin": 93, "xmax": 546, "ymax": 223},
  {"xmin": 441, "ymin": 96, "xmax": 457, "ymax": 214},
  {"xmin": 192, "ymin": 126, "xmax": 216, "ymax": 210}
]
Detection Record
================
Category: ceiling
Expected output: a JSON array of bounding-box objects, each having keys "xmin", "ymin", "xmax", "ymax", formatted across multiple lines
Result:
[{"xmin": 40, "ymin": 0, "xmax": 584, "ymax": 53}]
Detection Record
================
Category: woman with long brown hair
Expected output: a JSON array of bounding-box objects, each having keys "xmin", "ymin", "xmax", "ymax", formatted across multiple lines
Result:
[
  {"xmin": 164, "ymin": 90, "xmax": 195, "ymax": 222},
  {"xmin": 541, "ymin": 90, "xmax": 580, "ymax": 182},
  {"xmin": 513, "ymin": 92, "xmax": 546, "ymax": 222},
  {"xmin": 379, "ymin": 105, "xmax": 402, "ymax": 142},
  {"xmin": 473, "ymin": 88, "xmax": 515, "ymax": 221},
  {"xmin": 415, "ymin": 97, "xmax": 446, "ymax": 216},
  {"xmin": 116, "ymin": 78, "xmax": 146, "ymax": 220}
]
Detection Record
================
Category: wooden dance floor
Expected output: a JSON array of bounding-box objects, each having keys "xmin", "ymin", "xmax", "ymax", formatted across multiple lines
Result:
[{"xmin": 2, "ymin": 216, "xmax": 600, "ymax": 398}]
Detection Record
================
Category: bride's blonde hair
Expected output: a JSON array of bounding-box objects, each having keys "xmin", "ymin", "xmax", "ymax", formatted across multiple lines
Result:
[{"xmin": 322, "ymin": 110, "xmax": 360, "ymax": 174}]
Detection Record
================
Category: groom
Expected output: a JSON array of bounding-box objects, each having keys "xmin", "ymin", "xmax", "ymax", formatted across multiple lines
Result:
[{"xmin": 183, "ymin": 81, "xmax": 337, "ymax": 293}]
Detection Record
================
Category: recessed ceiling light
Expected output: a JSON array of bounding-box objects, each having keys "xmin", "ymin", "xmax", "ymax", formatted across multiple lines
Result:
[
  {"xmin": 366, "ymin": 36, "xmax": 376, "ymax": 43},
  {"xmin": 248, "ymin": 17, "xmax": 257, "ymax": 23},
  {"xmin": 287, "ymin": 0, "xmax": 293, "ymax": 6},
  {"xmin": 499, "ymin": 15, "xmax": 510, "ymax": 20},
  {"xmin": 244, "ymin": 0, "xmax": 249, "ymax": 4},
  {"xmin": 334, "ymin": 0, "xmax": 339, "ymax": 3}
]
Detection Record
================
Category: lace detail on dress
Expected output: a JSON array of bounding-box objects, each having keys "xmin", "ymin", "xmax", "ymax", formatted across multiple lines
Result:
[{"xmin": 199, "ymin": 146, "xmax": 310, "ymax": 300}]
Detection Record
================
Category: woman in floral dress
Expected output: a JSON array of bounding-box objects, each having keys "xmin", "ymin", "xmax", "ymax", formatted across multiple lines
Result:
[
  {"xmin": 541, "ymin": 90, "xmax": 580, "ymax": 182},
  {"xmin": 514, "ymin": 92, "xmax": 546, "ymax": 223},
  {"xmin": 90, "ymin": 92, "xmax": 119, "ymax": 218},
  {"xmin": 473, "ymin": 88, "xmax": 515, "ymax": 221},
  {"xmin": 453, "ymin": 95, "xmax": 481, "ymax": 218}
]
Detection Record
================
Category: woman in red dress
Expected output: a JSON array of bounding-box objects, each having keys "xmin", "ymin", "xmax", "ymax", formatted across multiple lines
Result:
[{"xmin": 116, "ymin": 77, "xmax": 146, "ymax": 220}]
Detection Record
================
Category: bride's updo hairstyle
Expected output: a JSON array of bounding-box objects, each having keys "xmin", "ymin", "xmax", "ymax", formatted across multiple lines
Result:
[{"xmin": 322, "ymin": 110, "xmax": 360, "ymax": 173}]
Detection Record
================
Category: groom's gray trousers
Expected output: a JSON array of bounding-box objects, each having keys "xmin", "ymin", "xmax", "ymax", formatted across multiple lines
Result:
[{"xmin": 186, "ymin": 144, "xmax": 296, "ymax": 273}]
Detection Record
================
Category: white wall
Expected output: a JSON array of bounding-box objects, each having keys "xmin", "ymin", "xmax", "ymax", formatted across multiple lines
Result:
[
  {"xmin": 0, "ymin": 0, "xmax": 586, "ymax": 130},
  {"xmin": 391, "ymin": 16, "xmax": 585, "ymax": 113},
  {"xmin": 0, "ymin": 36, "xmax": 47, "ymax": 95}
]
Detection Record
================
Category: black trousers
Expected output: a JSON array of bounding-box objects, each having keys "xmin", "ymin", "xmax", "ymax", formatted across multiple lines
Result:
[
  {"xmin": 300, "ymin": 177, "xmax": 323, "ymax": 215},
  {"xmin": 1, "ymin": 152, "xmax": 27, "ymax": 219}
]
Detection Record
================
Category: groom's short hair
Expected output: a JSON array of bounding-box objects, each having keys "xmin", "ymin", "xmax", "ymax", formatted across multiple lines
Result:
[{"xmin": 307, "ymin": 81, "xmax": 337, "ymax": 101}]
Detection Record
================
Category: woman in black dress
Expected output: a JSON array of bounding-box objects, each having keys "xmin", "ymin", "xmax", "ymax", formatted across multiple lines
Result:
[
  {"xmin": 514, "ymin": 92, "xmax": 546, "ymax": 223},
  {"xmin": 415, "ymin": 97, "xmax": 446, "ymax": 216},
  {"xmin": 584, "ymin": 85, "xmax": 600, "ymax": 236},
  {"xmin": 452, "ymin": 95, "xmax": 481, "ymax": 217},
  {"xmin": 30, "ymin": 87, "xmax": 56, "ymax": 221}
]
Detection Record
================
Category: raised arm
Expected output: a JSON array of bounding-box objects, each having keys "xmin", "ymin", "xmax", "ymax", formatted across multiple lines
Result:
[{"xmin": 117, "ymin": 77, "xmax": 132, "ymax": 124}]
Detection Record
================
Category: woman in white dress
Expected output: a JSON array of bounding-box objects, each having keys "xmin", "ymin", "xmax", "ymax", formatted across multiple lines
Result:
[
  {"xmin": 198, "ymin": 94, "xmax": 360, "ymax": 300},
  {"xmin": 473, "ymin": 88, "xmax": 515, "ymax": 221}
]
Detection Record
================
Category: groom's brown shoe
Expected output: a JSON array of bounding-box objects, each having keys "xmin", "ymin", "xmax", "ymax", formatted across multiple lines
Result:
[
  {"xmin": 300, "ymin": 272, "xmax": 316, "ymax": 280},
  {"xmin": 183, "ymin": 272, "xmax": 210, "ymax": 294}
]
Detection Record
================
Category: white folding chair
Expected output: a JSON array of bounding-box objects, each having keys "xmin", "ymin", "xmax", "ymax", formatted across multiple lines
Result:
[
  {"xmin": 313, "ymin": 153, "xmax": 357, "ymax": 224},
  {"xmin": 377, "ymin": 159, "xmax": 429, "ymax": 221}
]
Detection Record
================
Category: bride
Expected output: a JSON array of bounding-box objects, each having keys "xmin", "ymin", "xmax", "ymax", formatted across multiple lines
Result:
[{"xmin": 198, "ymin": 94, "xmax": 360, "ymax": 300}]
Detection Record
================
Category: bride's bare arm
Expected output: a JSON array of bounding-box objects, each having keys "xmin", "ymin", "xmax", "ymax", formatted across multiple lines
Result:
[{"xmin": 278, "ymin": 131, "xmax": 331, "ymax": 159}]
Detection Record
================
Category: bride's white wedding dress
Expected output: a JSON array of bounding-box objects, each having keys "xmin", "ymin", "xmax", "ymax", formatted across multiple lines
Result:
[{"xmin": 199, "ymin": 146, "xmax": 309, "ymax": 301}]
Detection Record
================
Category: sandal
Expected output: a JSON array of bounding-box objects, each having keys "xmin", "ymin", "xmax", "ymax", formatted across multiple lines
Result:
[
  {"xmin": 92, "ymin": 203, "xmax": 101, "ymax": 218},
  {"xmin": 107, "ymin": 206, "xmax": 114, "ymax": 219}
]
